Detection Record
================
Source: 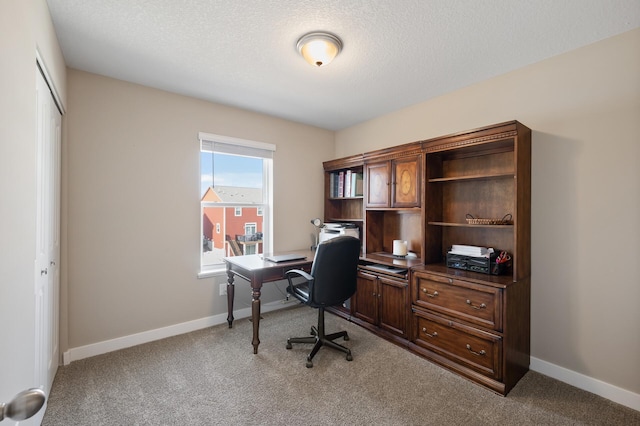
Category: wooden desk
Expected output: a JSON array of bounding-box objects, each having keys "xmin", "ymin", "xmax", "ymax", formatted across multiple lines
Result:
[{"xmin": 223, "ymin": 250, "xmax": 314, "ymax": 354}]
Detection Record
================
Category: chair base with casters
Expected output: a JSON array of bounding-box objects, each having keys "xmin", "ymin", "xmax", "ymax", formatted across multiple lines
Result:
[{"xmin": 286, "ymin": 307, "xmax": 352, "ymax": 368}]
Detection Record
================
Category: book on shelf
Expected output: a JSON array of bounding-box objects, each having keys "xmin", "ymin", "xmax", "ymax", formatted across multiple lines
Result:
[
  {"xmin": 338, "ymin": 171, "xmax": 345, "ymax": 197},
  {"xmin": 353, "ymin": 172, "xmax": 363, "ymax": 196},
  {"xmin": 329, "ymin": 172, "xmax": 335, "ymax": 197},
  {"xmin": 344, "ymin": 170, "xmax": 352, "ymax": 198}
]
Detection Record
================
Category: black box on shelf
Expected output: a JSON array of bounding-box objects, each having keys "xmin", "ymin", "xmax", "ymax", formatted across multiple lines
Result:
[{"xmin": 446, "ymin": 251, "xmax": 510, "ymax": 275}]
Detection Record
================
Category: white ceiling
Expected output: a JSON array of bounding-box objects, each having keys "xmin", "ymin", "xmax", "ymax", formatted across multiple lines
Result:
[{"xmin": 46, "ymin": 0, "xmax": 639, "ymax": 131}]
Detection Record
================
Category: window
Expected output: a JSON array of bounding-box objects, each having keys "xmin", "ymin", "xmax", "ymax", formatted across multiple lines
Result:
[
  {"xmin": 200, "ymin": 133, "xmax": 275, "ymax": 275},
  {"xmin": 244, "ymin": 222, "xmax": 257, "ymax": 234}
]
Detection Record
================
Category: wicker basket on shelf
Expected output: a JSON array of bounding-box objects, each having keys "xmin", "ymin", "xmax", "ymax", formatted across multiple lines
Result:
[{"xmin": 465, "ymin": 213, "xmax": 512, "ymax": 225}]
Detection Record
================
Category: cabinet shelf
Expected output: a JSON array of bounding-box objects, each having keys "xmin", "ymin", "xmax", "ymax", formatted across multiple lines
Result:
[
  {"xmin": 328, "ymin": 196, "xmax": 363, "ymax": 201},
  {"xmin": 327, "ymin": 217, "xmax": 363, "ymax": 222},
  {"xmin": 365, "ymin": 207, "xmax": 421, "ymax": 212},
  {"xmin": 428, "ymin": 172, "xmax": 514, "ymax": 183},
  {"xmin": 428, "ymin": 221, "xmax": 513, "ymax": 229}
]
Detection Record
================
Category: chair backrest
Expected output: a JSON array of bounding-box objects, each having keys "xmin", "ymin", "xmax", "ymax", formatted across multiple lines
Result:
[{"xmin": 308, "ymin": 236, "xmax": 360, "ymax": 307}]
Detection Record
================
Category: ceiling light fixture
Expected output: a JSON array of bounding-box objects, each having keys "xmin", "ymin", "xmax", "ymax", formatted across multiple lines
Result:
[{"xmin": 296, "ymin": 32, "xmax": 343, "ymax": 67}]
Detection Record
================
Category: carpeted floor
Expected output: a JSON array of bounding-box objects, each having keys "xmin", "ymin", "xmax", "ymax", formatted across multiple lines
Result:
[{"xmin": 43, "ymin": 306, "xmax": 639, "ymax": 425}]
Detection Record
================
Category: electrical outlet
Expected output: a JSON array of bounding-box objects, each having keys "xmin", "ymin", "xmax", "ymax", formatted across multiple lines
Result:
[{"xmin": 219, "ymin": 283, "xmax": 227, "ymax": 296}]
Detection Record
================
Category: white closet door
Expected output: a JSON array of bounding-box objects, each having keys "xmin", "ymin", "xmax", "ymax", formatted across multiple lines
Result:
[{"xmin": 35, "ymin": 65, "xmax": 61, "ymax": 406}]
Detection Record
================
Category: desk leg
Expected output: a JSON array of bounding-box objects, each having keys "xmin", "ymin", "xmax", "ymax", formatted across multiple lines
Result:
[
  {"xmin": 226, "ymin": 271, "xmax": 235, "ymax": 328},
  {"xmin": 251, "ymin": 282, "xmax": 261, "ymax": 354}
]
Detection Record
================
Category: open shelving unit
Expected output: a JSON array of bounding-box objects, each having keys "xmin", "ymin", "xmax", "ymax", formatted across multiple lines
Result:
[
  {"xmin": 422, "ymin": 122, "xmax": 530, "ymax": 282},
  {"xmin": 322, "ymin": 154, "xmax": 365, "ymax": 231}
]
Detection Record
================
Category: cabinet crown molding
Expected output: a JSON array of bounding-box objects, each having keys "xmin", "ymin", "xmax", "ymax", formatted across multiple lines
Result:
[{"xmin": 363, "ymin": 142, "xmax": 422, "ymax": 163}]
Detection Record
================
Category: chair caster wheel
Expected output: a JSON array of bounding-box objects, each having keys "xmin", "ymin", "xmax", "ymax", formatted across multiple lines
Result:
[
  {"xmin": 286, "ymin": 341, "xmax": 292, "ymax": 350},
  {"xmin": 306, "ymin": 360, "xmax": 313, "ymax": 368},
  {"xmin": 346, "ymin": 353, "xmax": 353, "ymax": 361},
  {"xmin": 344, "ymin": 334, "xmax": 350, "ymax": 341}
]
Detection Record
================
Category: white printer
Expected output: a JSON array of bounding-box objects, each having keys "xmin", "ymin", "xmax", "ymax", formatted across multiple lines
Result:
[{"xmin": 319, "ymin": 223, "xmax": 359, "ymax": 243}]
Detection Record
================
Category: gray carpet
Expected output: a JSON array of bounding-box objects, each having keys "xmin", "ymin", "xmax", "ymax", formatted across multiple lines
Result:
[{"xmin": 43, "ymin": 306, "xmax": 639, "ymax": 425}]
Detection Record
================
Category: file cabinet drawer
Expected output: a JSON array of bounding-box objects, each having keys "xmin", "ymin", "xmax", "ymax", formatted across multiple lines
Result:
[
  {"xmin": 413, "ymin": 272, "xmax": 502, "ymax": 331},
  {"xmin": 414, "ymin": 309, "xmax": 502, "ymax": 380}
]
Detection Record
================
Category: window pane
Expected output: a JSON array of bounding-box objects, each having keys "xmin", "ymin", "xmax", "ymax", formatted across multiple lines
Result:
[
  {"xmin": 200, "ymin": 144, "xmax": 271, "ymax": 272},
  {"xmin": 202, "ymin": 205, "xmax": 264, "ymax": 266},
  {"xmin": 201, "ymin": 152, "xmax": 263, "ymax": 198},
  {"xmin": 202, "ymin": 206, "xmax": 225, "ymax": 266}
]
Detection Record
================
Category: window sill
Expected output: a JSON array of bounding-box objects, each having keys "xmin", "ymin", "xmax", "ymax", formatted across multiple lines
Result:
[{"xmin": 197, "ymin": 267, "xmax": 227, "ymax": 279}]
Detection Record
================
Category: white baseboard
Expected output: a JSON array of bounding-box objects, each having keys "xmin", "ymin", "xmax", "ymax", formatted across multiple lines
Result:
[
  {"xmin": 62, "ymin": 299, "xmax": 297, "ymax": 365},
  {"xmin": 62, "ymin": 310, "xmax": 638, "ymax": 413},
  {"xmin": 531, "ymin": 357, "xmax": 639, "ymax": 412}
]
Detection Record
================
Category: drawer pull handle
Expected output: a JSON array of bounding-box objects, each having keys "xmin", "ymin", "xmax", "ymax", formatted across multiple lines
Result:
[
  {"xmin": 421, "ymin": 289, "xmax": 439, "ymax": 298},
  {"xmin": 466, "ymin": 299, "xmax": 486, "ymax": 310},
  {"xmin": 466, "ymin": 344, "xmax": 486, "ymax": 356},
  {"xmin": 422, "ymin": 327, "xmax": 438, "ymax": 338}
]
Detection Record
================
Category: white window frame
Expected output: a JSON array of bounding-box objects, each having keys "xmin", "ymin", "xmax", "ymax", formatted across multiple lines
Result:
[
  {"xmin": 234, "ymin": 207, "xmax": 242, "ymax": 217},
  {"xmin": 198, "ymin": 132, "xmax": 275, "ymax": 277}
]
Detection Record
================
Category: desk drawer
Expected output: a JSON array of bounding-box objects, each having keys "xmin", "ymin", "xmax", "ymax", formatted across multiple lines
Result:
[
  {"xmin": 284, "ymin": 264, "xmax": 312, "ymax": 274},
  {"xmin": 413, "ymin": 309, "xmax": 502, "ymax": 380},
  {"xmin": 260, "ymin": 263, "xmax": 312, "ymax": 282},
  {"xmin": 413, "ymin": 272, "xmax": 502, "ymax": 331}
]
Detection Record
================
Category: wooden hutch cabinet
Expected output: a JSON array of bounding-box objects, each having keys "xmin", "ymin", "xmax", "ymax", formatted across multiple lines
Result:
[
  {"xmin": 362, "ymin": 142, "xmax": 424, "ymax": 260},
  {"xmin": 322, "ymin": 121, "xmax": 531, "ymax": 396},
  {"xmin": 364, "ymin": 142, "xmax": 422, "ymax": 209}
]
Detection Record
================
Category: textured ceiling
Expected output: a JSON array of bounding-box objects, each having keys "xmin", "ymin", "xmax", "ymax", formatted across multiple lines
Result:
[{"xmin": 46, "ymin": 0, "xmax": 639, "ymax": 130}]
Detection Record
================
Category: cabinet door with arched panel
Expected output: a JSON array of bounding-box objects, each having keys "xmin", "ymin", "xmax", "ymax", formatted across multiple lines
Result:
[
  {"xmin": 392, "ymin": 155, "xmax": 421, "ymax": 207},
  {"xmin": 365, "ymin": 161, "xmax": 390, "ymax": 208}
]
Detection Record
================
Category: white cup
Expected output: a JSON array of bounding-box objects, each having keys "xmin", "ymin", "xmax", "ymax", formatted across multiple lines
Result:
[{"xmin": 393, "ymin": 240, "xmax": 408, "ymax": 256}]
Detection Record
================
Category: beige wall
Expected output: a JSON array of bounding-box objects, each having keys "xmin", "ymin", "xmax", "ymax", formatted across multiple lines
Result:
[
  {"xmin": 65, "ymin": 69, "xmax": 334, "ymax": 348},
  {"xmin": 335, "ymin": 29, "xmax": 640, "ymax": 394},
  {"xmin": 0, "ymin": 0, "xmax": 66, "ymax": 400}
]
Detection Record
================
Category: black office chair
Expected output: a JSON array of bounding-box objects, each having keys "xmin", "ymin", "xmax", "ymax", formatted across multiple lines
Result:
[{"xmin": 285, "ymin": 236, "xmax": 360, "ymax": 368}]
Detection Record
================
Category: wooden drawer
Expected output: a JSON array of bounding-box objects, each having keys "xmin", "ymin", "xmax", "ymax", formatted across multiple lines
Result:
[
  {"xmin": 260, "ymin": 263, "xmax": 312, "ymax": 282},
  {"xmin": 284, "ymin": 264, "xmax": 312, "ymax": 274},
  {"xmin": 413, "ymin": 309, "xmax": 502, "ymax": 380},
  {"xmin": 413, "ymin": 272, "xmax": 502, "ymax": 331}
]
